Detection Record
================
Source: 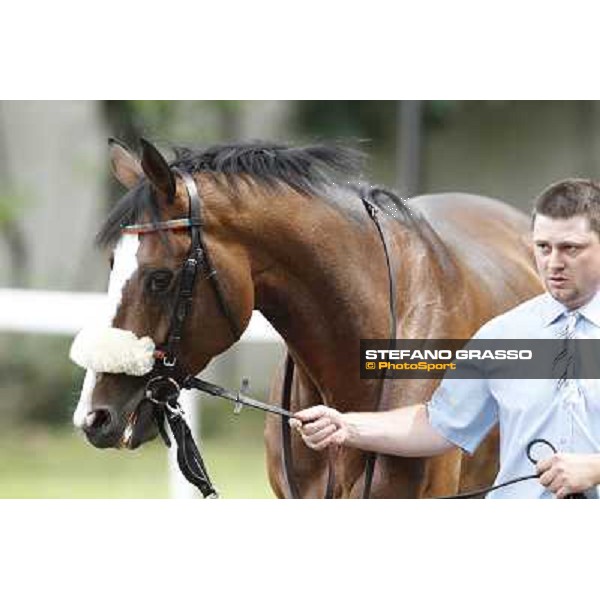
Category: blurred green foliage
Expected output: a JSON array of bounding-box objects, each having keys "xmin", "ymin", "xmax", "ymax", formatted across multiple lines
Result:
[
  {"xmin": 297, "ymin": 100, "xmax": 398, "ymax": 145},
  {"xmin": 0, "ymin": 183, "xmax": 33, "ymax": 221},
  {"xmin": 104, "ymin": 100, "xmax": 244, "ymax": 148},
  {"xmin": 0, "ymin": 194, "xmax": 20, "ymax": 223},
  {"xmin": 296, "ymin": 100, "xmax": 458, "ymax": 143},
  {"xmin": 0, "ymin": 334, "xmax": 80, "ymax": 427}
]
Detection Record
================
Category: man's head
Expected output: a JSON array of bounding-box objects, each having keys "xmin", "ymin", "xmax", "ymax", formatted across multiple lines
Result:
[{"xmin": 532, "ymin": 179, "xmax": 600, "ymax": 310}]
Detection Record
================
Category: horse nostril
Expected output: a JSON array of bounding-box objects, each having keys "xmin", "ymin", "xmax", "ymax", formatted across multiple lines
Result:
[{"xmin": 83, "ymin": 409, "xmax": 113, "ymax": 433}]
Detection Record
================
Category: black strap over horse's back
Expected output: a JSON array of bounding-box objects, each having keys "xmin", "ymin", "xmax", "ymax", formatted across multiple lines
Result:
[
  {"xmin": 361, "ymin": 192, "xmax": 399, "ymax": 498},
  {"xmin": 280, "ymin": 189, "xmax": 399, "ymax": 500}
]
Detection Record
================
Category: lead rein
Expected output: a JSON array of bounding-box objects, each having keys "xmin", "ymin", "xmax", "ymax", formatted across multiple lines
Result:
[{"xmin": 183, "ymin": 376, "xmax": 296, "ymax": 420}]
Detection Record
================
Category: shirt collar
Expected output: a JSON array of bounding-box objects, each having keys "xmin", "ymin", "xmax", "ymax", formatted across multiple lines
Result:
[{"xmin": 541, "ymin": 290, "xmax": 600, "ymax": 328}]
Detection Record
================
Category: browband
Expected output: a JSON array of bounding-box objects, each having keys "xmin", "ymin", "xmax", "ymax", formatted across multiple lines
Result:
[{"xmin": 121, "ymin": 218, "xmax": 197, "ymax": 235}]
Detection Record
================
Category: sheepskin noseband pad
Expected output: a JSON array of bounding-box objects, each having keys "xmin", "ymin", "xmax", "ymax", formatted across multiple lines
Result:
[{"xmin": 70, "ymin": 327, "xmax": 156, "ymax": 376}]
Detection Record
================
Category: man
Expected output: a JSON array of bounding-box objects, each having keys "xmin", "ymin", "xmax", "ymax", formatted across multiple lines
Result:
[{"xmin": 292, "ymin": 179, "xmax": 600, "ymax": 498}]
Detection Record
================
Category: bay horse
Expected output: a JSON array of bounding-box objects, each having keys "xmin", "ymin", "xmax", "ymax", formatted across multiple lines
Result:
[{"xmin": 71, "ymin": 138, "xmax": 543, "ymax": 498}]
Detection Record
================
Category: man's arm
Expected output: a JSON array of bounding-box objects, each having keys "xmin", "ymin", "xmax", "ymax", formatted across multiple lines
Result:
[{"xmin": 291, "ymin": 404, "xmax": 455, "ymax": 457}]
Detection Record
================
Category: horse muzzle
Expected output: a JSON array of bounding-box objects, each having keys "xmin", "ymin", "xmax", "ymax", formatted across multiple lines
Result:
[{"xmin": 81, "ymin": 396, "xmax": 159, "ymax": 450}]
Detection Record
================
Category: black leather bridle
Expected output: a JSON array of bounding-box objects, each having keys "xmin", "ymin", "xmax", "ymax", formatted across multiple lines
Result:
[{"xmin": 122, "ymin": 168, "xmax": 241, "ymax": 498}]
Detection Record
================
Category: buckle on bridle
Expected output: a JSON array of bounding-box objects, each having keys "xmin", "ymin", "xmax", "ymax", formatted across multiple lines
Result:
[
  {"xmin": 163, "ymin": 355, "xmax": 177, "ymax": 368},
  {"xmin": 145, "ymin": 376, "xmax": 181, "ymax": 405}
]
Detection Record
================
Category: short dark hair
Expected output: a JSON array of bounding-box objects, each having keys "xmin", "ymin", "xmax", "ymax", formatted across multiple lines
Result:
[{"xmin": 533, "ymin": 179, "xmax": 600, "ymax": 237}]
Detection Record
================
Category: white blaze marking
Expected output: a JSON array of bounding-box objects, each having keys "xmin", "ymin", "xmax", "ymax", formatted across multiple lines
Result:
[
  {"xmin": 107, "ymin": 234, "xmax": 141, "ymax": 324},
  {"xmin": 73, "ymin": 369, "xmax": 97, "ymax": 427},
  {"xmin": 73, "ymin": 234, "xmax": 140, "ymax": 427}
]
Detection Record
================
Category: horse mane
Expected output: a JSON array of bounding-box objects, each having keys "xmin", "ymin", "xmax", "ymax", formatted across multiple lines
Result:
[
  {"xmin": 97, "ymin": 142, "xmax": 418, "ymax": 247},
  {"xmin": 172, "ymin": 142, "xmax": 364, "ymax": 196}
]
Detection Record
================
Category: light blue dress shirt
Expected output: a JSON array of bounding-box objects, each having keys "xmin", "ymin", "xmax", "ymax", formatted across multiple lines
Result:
[{"xmin": 427, "ymin": 291, "xmax": 600, "ymax": 498}]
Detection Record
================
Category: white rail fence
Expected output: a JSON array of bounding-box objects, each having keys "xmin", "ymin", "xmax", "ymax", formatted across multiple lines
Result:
[{"xmin": 0, "ymin": 288, "xmax": 282, "ymax": 498}]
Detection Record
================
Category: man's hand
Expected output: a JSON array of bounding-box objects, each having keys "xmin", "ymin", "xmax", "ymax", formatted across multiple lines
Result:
[
  {"xmin": 537, "ymin": 453, "xmax": 600, "ymax": 498},
  {"xmin": 289, "ymin": 405, "xmax": 348, "ymax": 451}
]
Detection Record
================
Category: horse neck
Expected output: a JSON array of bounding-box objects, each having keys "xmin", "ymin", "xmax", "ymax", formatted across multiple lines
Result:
[
  {"xmin": 392, "ymin": 215, "xmax": 467, "ymax": 340},
  {"xmin": 236, "ymin": 189, "xmax": 440, "ymax": 410}
]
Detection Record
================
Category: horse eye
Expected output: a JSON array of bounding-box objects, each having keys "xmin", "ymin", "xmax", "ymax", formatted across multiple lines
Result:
[
  {"xmin": 109, "ymin": 256, "xmax": 114, "ymax": 270},
  {"xmin": 146, "ymin": 270, "xmax": 174, "ymax": 294}
]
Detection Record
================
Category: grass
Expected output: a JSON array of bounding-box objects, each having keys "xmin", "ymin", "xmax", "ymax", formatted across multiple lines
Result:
[{"xmin": 0, "ymin": 425, "xmax": 276, "ymax": 499}]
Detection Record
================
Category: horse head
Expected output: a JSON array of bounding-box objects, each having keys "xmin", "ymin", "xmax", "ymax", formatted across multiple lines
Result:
[{"xmin": 71, "ymin": 139, "xmax": 254, "ymax": 449}]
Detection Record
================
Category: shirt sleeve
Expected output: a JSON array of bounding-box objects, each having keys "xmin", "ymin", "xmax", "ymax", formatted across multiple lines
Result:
[
  {"xmin": 426, "ymin": 320, "xmax": 500, "ymax": 454},
  {"xmin": 427, "ymin": 376, "xmax": 498, "ymax": 455}
]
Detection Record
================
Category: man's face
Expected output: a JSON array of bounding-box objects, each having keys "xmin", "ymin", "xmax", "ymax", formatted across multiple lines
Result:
[{"xmin": 533, "ymin": 214, "xmax": 600, "ymax": 309}]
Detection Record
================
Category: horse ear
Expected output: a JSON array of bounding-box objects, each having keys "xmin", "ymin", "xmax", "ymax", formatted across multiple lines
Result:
[
  {"xmin": 140, "ymin": 138, "xmax": 176, "ymax": 202},
  {"xmin": 109, "ymin": 138, "xmax": 143, "ymax": 189}
]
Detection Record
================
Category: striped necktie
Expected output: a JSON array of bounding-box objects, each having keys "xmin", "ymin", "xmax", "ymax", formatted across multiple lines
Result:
[{"xmin": 554, "ymin": 311, "xmax": 580, "ymax": 387}]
